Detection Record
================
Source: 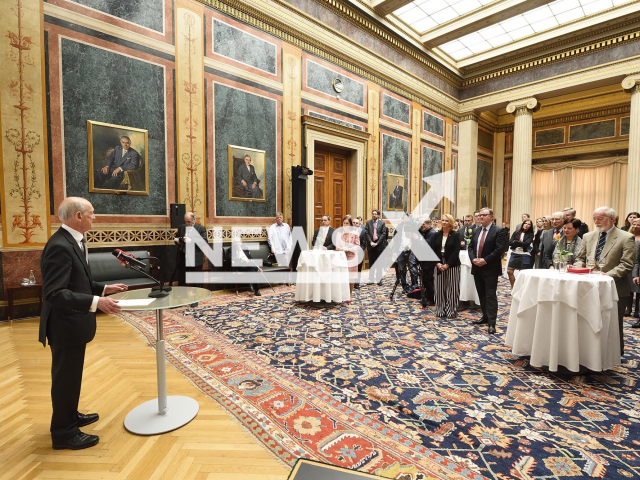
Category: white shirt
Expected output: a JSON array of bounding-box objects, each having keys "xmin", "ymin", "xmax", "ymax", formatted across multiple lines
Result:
[
  {"xmin": 267, "ymin": 222, "xmax": 292, "ymax": 254},
  {"xmin": 475, "ymin": 224, "xmax": 492, "ymax": 257},
  {"xmin": 122, "ymin": 149, "xmax": 128, "ymax": 157},
  {"xmin": 61, "ymin": 224, "xmax": 102, "ymax": 312}
]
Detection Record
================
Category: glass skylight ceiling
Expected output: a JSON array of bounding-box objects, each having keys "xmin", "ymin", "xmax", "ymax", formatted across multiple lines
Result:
[
  {"xmin": 393, "ymin": 0, "xmax": 498, "ymax": 34},
  {"xmin": 439, "ymin": 0, "xmax": 634, "ymax": 60}
]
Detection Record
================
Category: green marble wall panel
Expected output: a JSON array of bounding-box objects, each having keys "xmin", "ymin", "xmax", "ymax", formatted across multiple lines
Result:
[
  {"xmin": 381, "ymin": 134, "xmax": 409, "ymax": 215},
  {"xmin": 61, "ymin": 38, "xmax": 166, "ymax": 215},
  {"xmin": 214, "ymin": 83, "xmax": 277, "ymax": 217},
  {"xmin": 423, "ymin": 112, "xmax": 444, "ymax": 137},
  {"xmin": 68, "ymin": 0, "xmax": 164, "ymax": 33},
  {"xmin": 382, "ymin": 93, "xmax": 410, "ymax": 125},
  {"xmin": 621, "ymin": 117, "xmax": 630, "ymax": 136},
  {"xmin": 308, "ymin": 111, "xmax": 363, "ymax": 131},
  {"xmin": 476, "ymin": 158, "xmax": 492, "ymax": 211},
  {"xmin": 569, "ymin": 119, "xmax": 615, "ymax": 142},
  {"xmin": 213, "ymin": 19, "xmax": 277, "ymax": 75},
  {"xmin": 422, "ymin": 146, "xmax": 443, "ymax": 219},
  {"xmin": 535, "ymin": 127, "xmax": 565, "ymax": 147},
  {"xmin": 478, "ymin": 129, "xmax": 493, "ymax": 151},
  {"xmin": 306, "ymin": 60, "xmax": 365, "ymax": 107}
]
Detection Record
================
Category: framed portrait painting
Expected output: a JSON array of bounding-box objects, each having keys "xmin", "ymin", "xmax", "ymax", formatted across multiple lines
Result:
[
  {"xmin": 228, "ymin": 145, "xmax": 266, "ymax": 202},
  {"xmin": 88, "ymin": 121, "xmax": 149, "ymax": 195},
  {"xmin": 387, "ymin": 173, "xmax": 405, "ymax": 212},
  {"xmin": 478, "ymin": 186, "xmax": 490, "ymax": 210}
]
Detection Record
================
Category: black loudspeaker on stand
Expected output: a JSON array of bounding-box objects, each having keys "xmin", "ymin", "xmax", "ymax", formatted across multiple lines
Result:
[
  {"xmin": 170, "ymin": 203, "xmax": 186, "ymax": 229},
  {"xmin": 291, "ymin": 166, "xmax": 311, "ymax": 270}
]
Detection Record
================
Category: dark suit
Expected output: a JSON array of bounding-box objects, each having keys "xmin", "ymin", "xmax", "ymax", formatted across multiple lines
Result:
[
  {"xmin": 39, "ymin": 228, "xmax": 105, "ymax": 442},
  {"xmin": 365, "ymin": 219, "xmax": 388, "ymax": 283},
  {"xmin": 469, "ymin": 224, "xmax": 508, "ymax": 326},
  {"xmin": 538, "ymin": 228, "xmax": 563, "ymax": 269},
  {"xmin": 235, "ymin": 163, "xmax": 263, "ymax": 198},
  {"xmin": 430, "ymin": 230, "xmax": 462, "ymax": 268},
  {"xmin": 94, "ymin": 146, "xmax": 140, "ymax": 189},
  {"xmin": 355, "ymin": 226, "xmax": 367, "ymax": 288},
  {"xmin": 312, "ymin": 226, "xmax": 336, "ymax": 250},
  {"xmin": 419, "ymin": 227, "xmax": 436, "ymax": 303},
  {"xmin": 577, "ymin": 222, "xmax": 589, "ymax": 238},
  {"xmin": 174, "ymin": 223, "xmax": 208, "ymax": 286},
  {"xmin": 389, "ymin": 185, "xmax": 403, "ymax": 209},
  {"xmin": 508, "ymin": 230, "xmax": 535, "ymax": 269}
]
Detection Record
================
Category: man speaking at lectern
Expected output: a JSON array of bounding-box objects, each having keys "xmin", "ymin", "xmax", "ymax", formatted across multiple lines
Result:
[{"xmin": 39, "ymin": 197, "xmax": 127, "ymax": 450}]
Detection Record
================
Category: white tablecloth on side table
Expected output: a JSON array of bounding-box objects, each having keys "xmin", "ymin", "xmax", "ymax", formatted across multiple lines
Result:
[
  {"xmin": 295, "ymin": 250, "xmax": 350, "ymax": 302},
  {"xmin": 459, "ymin": 250, "xmax": 480, "ymax": 305},
  {"xmin": 505, "ymin": 269, "xmax": 620, "ymax": 372}
]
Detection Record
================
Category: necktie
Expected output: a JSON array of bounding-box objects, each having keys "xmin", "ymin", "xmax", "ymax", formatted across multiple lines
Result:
[
  {"xmin": 595, "ymin": 232, "xmax": 607, "ymax": 261},
  {"xmin": 81, "ymin": 238, "xmax": 88, "ymax": 263},
  {"xmin": 477, "ymin": 228, "xmax": 487, "ymax": 258},
  {"xmin": 373, "ymin": 221, "xmax": 378, "ymax": 241}
]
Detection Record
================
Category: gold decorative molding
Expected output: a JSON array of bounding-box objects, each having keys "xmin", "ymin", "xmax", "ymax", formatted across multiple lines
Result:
[
  {"xmin": 459, "ymin": 113, "xmax": 479, "ymax": 123},
  {"xmin": 367, "ymin": 85, "xmax": 380, "ymax": 213},
  {"xmin": 301, "ymin": 115, "xmax": 371, "ymax": 142},
  {"xmin": 463, "ymin": 26, "xmax": 640, "ymax": 87},
  {"xmin": 282, "ymin": 46, "xmax": 302, "ymax": 227},
  {"xmin": 197, "ymin": 0, "xmax": 461, "ymax": 120},
  {"xmin": 497, "ymin": 104, "xmax": 631, "ymax": 132},
  {"xmin": 410, "ymin": 103, "xmax": 421, "ymax": 211},
  {"xmin": 622, "ymin": 73, "xmax": 640, "ymax": 92},
  {"xmin": 532, "ymin": 140, "xmax": 629, "ymax": 159}
]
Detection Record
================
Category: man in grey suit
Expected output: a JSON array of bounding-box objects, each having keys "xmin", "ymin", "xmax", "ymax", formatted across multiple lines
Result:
[
  {"xmin": 575, "ymin": 206, "xmax": 636, "ymax": 352},
  {"xmin": 173, "ymin": 212, "xmax": 208, "ymax": 286},
  {"xmin": 94, "ymin": 136, "xmax": 140, "ymax": 189},
  {"xmin": 235, "ymin": 154, "xmax": 263, "ymax": 198},
  {"xmin": 538, "ymin": 211, "xmax": 565, "ymax": 269}
]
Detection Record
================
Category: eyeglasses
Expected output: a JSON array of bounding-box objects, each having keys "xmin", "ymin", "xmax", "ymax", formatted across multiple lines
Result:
[{"xmin": 478, "ymin": 213, "xmax": 489, "ymax": 217}]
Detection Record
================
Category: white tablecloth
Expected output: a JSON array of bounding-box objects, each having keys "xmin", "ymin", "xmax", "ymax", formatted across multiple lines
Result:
[
  {"xmin": 459, "ymin": 250, "xmax": 480, "ymax": 305},
  {"xmin": 295, "ymin": 250, "xmax": 350, "ymax": 302},
  {"xmin": 505, "ymin": 269, "xmax": 620, "ymax": 372}
]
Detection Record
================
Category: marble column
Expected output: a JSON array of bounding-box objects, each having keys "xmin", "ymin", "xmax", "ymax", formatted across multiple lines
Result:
[
  {"xmin": 623, "ymin": 75, "xmax": 640, "ymax": 212},
  {"xmin": 492, "ymin": 132, "xmax": 506, "ymax": 225},
  {"xmin": 455, "ymin": 115, "xmax": 478, "ymax": 218},
  {"xmin": 506, "ymin": 98, "xmax": 537, "ymax": 230}
]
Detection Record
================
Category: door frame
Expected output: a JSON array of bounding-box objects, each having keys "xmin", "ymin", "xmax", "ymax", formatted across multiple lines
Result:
[{"xmin": 302, "ymin": 116, "xmax": 370, "ymax": 246}]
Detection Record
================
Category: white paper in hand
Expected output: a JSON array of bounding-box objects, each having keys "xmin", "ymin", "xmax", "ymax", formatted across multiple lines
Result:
[{"xmin": 116, "ymin": 299, "xmax": 156, "ymax": 307}]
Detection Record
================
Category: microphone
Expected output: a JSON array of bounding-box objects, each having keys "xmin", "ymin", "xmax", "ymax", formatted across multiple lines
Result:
[{"xmin": 112, "ymin": 249, "xmax": 147, "ymax": 269}]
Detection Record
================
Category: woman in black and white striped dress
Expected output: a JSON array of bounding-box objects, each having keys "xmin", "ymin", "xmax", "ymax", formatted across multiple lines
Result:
[{"xmin": 430, "ymin": 214, "xmax": 462, "ymax": 318}]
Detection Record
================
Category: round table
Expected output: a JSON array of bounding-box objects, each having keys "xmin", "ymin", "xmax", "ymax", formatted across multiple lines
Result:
[
  {"xmin": 459, "ymin": 250, "xmax": 480, "ymax": 305},
  {"xmin": 505, "ymin": 270, "xmax": 620, "ymax": 372},
  {"xmin": 295, "ymin": 250, "xmax": 350, "ymax": 302},
  {"xmin": 111, "ymin": 286, "xmax": 211, "ymax": 434}
]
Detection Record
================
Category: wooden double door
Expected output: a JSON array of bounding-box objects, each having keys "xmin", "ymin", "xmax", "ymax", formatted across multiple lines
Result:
[{"xmin": 314, "ymin": 149, "xmax": 350, "ymax": 230}]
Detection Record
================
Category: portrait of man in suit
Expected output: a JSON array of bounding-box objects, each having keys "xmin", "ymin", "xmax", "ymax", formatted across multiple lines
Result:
[
  {"xmin": 229, "ymin": 147, "xmax": 266, "ymax": 202},
  {"xmin": 88, "ymin": 121, "xmax": 148, "ymax": 195},
  {"xmin": 387, "ymin": 174, "xmax": 404, "ymax": 211}
]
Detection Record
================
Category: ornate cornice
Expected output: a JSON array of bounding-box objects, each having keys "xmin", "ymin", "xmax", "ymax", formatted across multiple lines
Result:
[
  {"xmin": 532, "ymin": 140, "xmax": 629, "ymax": 159},
  {"xmin": 302, "ymin": 114, "xmax": 371, "ymax": 141},
  {"xmin": 506, "ymin": 98, "xmax": 538, "ymax": 115},
  {"xmin": 463, "ymin": 26, "xmax": 640, "ymax": 88},
  {"xmin": 497, "ymin": 104, "xmax": 631, "ymax": 132},
  {"xmin": 197, "ymin": 0, "xmax": 461, "ymax": 120},
  {"xmin": 622, "ymin": 73, "xmax": 640, "ymax": 93},
  {"xmin": 459, "ymin": 113, "xmax": 478, "ymax": 123}
]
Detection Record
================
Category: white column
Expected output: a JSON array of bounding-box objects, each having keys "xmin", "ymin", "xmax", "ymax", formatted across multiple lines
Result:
[
  {"xmin": 455, "ymin": 115, "xmax": 478, "ymax": 218},
  {"xmin": 623, "ymin": 75, "xmax": 640, "ymax": 212},
  {"xmin": 492, "ymin": 131, "xmax": 506, "ymax": 225},
  {"xmin": 506, "ymin": 98, "xmax": 537, "ymax": 230}
]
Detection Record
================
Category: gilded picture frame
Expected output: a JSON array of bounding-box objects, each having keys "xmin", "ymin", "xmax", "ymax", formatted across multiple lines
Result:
[
  {"xmin": 478, "ymin": 186, "xmax": 490, "ymax": 210},
  {"xmin": 88, "ymin": 120, "xmax": 149, "ymax": 195},
  {"xmin": 387, "ymin": 173, "xmax": 405, "ymax": 212},
  {"xmin": 228, "ymin": 145, "xmax": 266, "ymax": 202}
]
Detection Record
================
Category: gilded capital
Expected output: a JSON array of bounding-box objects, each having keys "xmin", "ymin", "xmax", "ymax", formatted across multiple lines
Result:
[
  {"xmin": 622, "ymin": 74, "xmax": 640, "ymax": 93},
  {"xmin": 506, "ymin": 98, "xmax": 538, "ymax": 115}
]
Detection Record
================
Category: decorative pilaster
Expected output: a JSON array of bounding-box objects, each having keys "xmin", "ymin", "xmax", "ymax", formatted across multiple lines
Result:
[
  {"xmin": 492, "ymin": 132, "xmax": 506, "ymax": 224},
  {"xmin": 367, "ymin": 85, "xmax": 380, "ymax": 213},
  {"xmin": 506, "ymin": 98, "xmax": 538, "ymax": 230},
  {"xmin": 455, "ymin": 114, "xmax": 478, "ymax": 218},
  {"xmin": 623, "ymin": 75, "xmax": 640, "ymax": 212},
  {"xmin": 410, "ymin": 102, "xmax": 421, "ymax": 212},
  {"xmin": 443, "ymin": 117, "xmax": 453, "ymax": 216},
  {"xmin": 175, "ymin": 1, "xmax": 206, "ymax": 224},
  {"xmin": 282, "ymin": 46, "xmax": 302, "ymax": 226},
  {"xmin": 0, "ymin": 0, "xmax": 51, "ymax": 247}
]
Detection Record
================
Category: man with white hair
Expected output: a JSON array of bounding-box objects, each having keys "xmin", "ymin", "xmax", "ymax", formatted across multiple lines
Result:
[
  {"xmin": 574, "ymin": 206, "xmax": 636, "ymax": 352},
  {"xmin": 39, "ymin": 197, "xmax": 127, "ymax": 450},
  {"xmin": 267, "ymin": 212, "xmax": 292, "ymax": 261}
]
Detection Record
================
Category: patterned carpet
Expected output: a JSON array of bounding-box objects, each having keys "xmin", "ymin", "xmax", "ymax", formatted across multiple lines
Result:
[{"xmin": 120, "ymin": 276, "xmax": 640, "ymax": 480}]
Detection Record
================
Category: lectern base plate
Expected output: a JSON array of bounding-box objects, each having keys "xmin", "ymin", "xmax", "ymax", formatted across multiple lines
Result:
[{"xmin": 124, "ymin": 396, "xmax": 199, "ymax": 435}]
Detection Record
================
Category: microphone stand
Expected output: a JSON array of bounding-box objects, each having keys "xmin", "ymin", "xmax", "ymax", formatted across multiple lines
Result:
[
  {"xmin": 246, "ymin": 257, "xmax": 276, "ymax": 293},
  {"xmin": 122, "ymin": 261, "xmax": 170, "ymax": 298},
  {"xmin": 138, "ymin": 256, "xmax": 172, "ymax": 293}
]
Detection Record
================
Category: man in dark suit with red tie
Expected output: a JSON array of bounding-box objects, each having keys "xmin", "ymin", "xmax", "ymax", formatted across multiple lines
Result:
[
  {"xmin": 468, "ymin": 207, "xmax": 508, "ymax": 334},
  {"xmin": 39, "ymin": 197, "xmax": 127, "ymax": 450}
]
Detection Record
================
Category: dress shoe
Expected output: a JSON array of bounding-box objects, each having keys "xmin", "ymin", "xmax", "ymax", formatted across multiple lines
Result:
[
  {"xmin": 255, "ymin": 290, "xmax": 261, "ymax": 296},
  {"xmin": 472, "ymin": 317, "xmax": 488, "ymax": 325},
  {"xmin": 488, "ymin": 325, "xmax": 496, "ymax": 334},
  {"xmin": 632, "ymin": 320, "xmax": 640, "ymax": 328},
  {"xmin": 53, "ymin": 432, "xmax": 99, "ymax": 450},
  {"xmin": 77, "ymin": 412, "xmax": 99, "ymax": 427},
  {"xmin": 378, "ymin": 281, "xmax": 383, "ymax": 286}
]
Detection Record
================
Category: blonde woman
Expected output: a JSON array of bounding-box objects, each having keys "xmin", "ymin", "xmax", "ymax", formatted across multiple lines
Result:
[{"xmin": 429, "ymin": 214, "xmax": 462, "ymax": 318}]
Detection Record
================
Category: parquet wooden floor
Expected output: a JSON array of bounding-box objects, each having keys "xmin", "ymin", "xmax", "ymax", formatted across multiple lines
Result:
[{"xmin": 0, "ymin": 316, "xmax": 291, "ymax": 480}]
